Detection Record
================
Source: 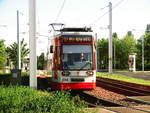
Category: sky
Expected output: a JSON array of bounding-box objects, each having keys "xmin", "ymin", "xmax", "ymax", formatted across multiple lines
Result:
[{"xmin": 0, "ymin": 0, "xmax": 150, "ymax": 55}]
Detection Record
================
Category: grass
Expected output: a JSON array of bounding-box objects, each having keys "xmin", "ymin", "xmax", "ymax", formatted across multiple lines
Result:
[
  {"xmin": 97, "ymin": 72, "xmax": 150, "ymax": 86},
  {"xmin": 0, "ymin": 86, "xmax": 87, "ymax": 113}
]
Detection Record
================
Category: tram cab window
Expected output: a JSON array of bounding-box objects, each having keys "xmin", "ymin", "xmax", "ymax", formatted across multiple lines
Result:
[{"xmin": 62, "ymin": 45, "xmax": 92, "ymax": 70}]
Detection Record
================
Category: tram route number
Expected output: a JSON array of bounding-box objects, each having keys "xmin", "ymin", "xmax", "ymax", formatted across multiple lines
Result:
[{"xmin": 62, "ymin": 78, "xmax": 69, "ymax": 81}]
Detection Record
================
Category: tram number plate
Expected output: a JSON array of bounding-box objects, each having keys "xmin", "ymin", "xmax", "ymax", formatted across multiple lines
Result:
[{"xmin": 62, "ymin": 78, "xmax": 69, "ymax": 81}]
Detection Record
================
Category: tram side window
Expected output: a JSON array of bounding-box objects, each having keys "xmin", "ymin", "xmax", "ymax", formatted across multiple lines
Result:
[{"xmin": 50, "ymin": 45, "xmax": 53, "ymax": 53}]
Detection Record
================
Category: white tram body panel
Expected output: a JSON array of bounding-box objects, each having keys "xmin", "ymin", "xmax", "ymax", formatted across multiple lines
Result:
[{"xmin": 52, "ymin": 70, "xmax": 96, "ymax": 83}]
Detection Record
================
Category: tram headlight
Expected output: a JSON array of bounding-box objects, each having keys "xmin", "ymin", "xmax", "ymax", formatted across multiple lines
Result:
[
  {"xmin": 62, "ymin": 71, "xmax": 70, "ymax": 76},
  {"xmin": 86, "ymin": 71, "xmax": 94, "ymax": 76}
]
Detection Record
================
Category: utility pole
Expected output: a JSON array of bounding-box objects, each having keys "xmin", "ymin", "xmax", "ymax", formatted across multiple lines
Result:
[
  {"xmin": 113, "ymin": 41, "xmax": 116, "ymax": 70},
  {"xmin": 132, "ymin": 29, "xmax": 146, "ymax": 72},
  {"xmin": 17, "ymin": 10, "xmax": 21, "ymax": 70},
  {"xmin": 108, "ymin": 2, "xmax": 113, "ymax": 73},
  {"xmin": 29, "ymin": 0, "xmax": 37, "ymax": 89},
  {"xmin": 142, "ymin": 35, "xmax": 144, "ymax": 72}
]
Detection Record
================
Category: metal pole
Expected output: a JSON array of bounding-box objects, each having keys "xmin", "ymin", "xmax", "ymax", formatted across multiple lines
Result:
[
  {"xmin": 17, "ymin": 10, "xmax": 21, "ymax": 70},
  {"xmin": 113, "ymin": 41, "xmax": 115, "ymax": 70},
  {"xmin": 29, "ymin": 0, "xmax": 37, "ymax": 89},
  {"xmin": 95, "ymin": 33, "xmax": 98, "ymax": 71},
  {"xmin": 108, "ymin": 2, "xmax": 113, "ymax": 73},
  {"xmin": 142, "ymin": 36, "xmax": 144, "ymax": 72},
  {"xmin": 97, "ymin": 47, "xmax": 99, "ymax": 71}
]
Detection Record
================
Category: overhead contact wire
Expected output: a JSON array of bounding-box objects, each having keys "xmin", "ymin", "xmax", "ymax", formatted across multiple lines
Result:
[{"xmin": 55, "ymin": 0, "xmax": 66, "ymax": 22}]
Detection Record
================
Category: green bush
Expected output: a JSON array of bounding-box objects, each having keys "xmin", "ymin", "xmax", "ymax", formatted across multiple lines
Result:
[
  {"xmin": 21, "ymin": 72, "xmax": 29, "ymax": 77},
  {"xmin": 0, "ymin": 72, "xmax": 50, "ymax": 89},
  {"xmin": 0, "ymin": 73, "xmax": 29, "ymax": 86},
  {"xmin": 21, "ymin": 73, "xmax": 29, "ymax": 86},
  {"xmin": 0, "ymin": 86, "xmax": 86, "ymax": 113},
  {"xmin": 0, "ymin": 73, "xmax": 11, "ymax": 86}
]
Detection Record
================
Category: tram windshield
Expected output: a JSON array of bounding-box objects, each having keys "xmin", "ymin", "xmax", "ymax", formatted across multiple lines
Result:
[{"xmin": 62, "ymin": 45, "xmax": 92, "ymax": 70}]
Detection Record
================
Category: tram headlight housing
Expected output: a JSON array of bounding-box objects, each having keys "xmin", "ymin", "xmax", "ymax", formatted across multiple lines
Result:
[
  {"xmin": 86, "ymin": 71, "xmax": 94, "ymax": 76},
  {"xmin": 62, "ymin": 71, "xmax": 70, "ymax": 76}
]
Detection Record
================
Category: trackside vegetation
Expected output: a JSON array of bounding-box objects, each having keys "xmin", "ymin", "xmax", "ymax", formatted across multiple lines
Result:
[
  {"xmin": 0, "ymin": 86, "xmax": 87, "ymax": 113},
  {"xmin": 0, "ymin": 72, "xmax": 29, "ymax": 86},
  {"xmin": 97, "ymin": 72, "xmax": 150, "ymax": 86}
]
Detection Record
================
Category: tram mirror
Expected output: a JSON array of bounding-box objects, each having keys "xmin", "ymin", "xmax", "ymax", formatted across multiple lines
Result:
[{"xmin": 50, "ymin": 45, "xmax": 53, "ymax": 53}]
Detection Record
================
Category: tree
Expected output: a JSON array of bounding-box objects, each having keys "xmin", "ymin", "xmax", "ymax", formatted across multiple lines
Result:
[
  {"xmin": 37, "ymin": 52, "xmax": 45, "ymax": 70},
  {"xmin": 118, "ymin": 31, "xmax": 136, "ymax": 69},
  {"xmin": 136, "ymin": 24, "xmax": 150, "ymax": 70},
  {"xmin": 136, "ymin": 36, "xmax": 143, "ymax": 70},
  {"xmin": 112, "ymin": 32, "xmax": 118, "ymax": 39},
  {"xmin": 0, "ymin": 40, "xmax": 7, "ymax": 69},
  {"xmin": 143, "ymin": 24, "xmax": 150, "ymax": 70},
  {"xmin": 97, "ymin": 38, "xmax": 108, "ymax": 70},
  {"xmin": 112, "ymin": 32, "xmax": 118, "ymax": 69},
  {"xmin": 97, "ymin": 31, "xmax": 137, "ymax": 71},
  {"xmin": 7, "ymin": 38, "xmax": 29, "ymax": 69},
  {"xmin": 145, "ymin": 24, "xmax": 150, "ymax": 34}
]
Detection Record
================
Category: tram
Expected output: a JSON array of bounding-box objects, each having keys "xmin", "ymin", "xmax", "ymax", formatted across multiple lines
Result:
[{"xmin": 50, "ymin": 27, "xmax": 96, "ymax": 90}]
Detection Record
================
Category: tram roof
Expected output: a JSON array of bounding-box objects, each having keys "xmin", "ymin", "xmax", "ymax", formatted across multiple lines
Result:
[
  {"xmin": 60, "ymin": 27, "xmax": 92, "ymax": 32},
  {"xmin": 53, "ymin": 27, "xmax": 94, "ymax": 37}
]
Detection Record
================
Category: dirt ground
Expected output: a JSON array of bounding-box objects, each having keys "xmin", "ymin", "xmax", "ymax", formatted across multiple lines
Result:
[{"xmin": 112, "ymin": 71, "xmax": 150, "ymax": 81}]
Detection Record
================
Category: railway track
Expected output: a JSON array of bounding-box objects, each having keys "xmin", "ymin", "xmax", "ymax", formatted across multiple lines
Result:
[
  {"xmin": 47, "ymin": 76, "xmax": 150, "ymax": 112},
  {"xmin": 78, "ymin": 77, "xmax": 150, "ymax": 112},
  {"xmin": 70, "ymin": 90, "xmax": 122, "ymax": 107},
  {"xmin": 70, "ymin": 77, "xmax": 150, "ymax": 108},
  {"xmin": 96, "ymin": 77, "xmax": 150, "ymax": 96},
  {"xmin": 71, "ymin": 91, "xmax": 150, "ymax": 113},
  {"xmin": 95, "ymin": 77, "xmax": 150, "ymax": 113}
]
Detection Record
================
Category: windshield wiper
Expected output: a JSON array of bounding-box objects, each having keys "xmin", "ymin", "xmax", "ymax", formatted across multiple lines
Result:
[{"xmin": 79, "ymin": 61, "xmax": 92, "ymax": 70}]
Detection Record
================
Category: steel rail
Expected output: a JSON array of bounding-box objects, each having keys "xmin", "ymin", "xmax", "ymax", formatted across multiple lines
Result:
[{"xmin": 97, "ymin": 78, "xmax": 150, "ymax": 96}]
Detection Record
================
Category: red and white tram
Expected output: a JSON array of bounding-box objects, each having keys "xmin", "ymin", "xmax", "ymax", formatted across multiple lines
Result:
[{"xmin": 50, "ymin": 27, "xmax": 96, "ymax": 90}]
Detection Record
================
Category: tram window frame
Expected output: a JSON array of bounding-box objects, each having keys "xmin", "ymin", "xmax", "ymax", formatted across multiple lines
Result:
[
  {"xmin": 50, "ymin": 45, "xmax": 53, "ymax": 53},
  {"xmin": 56, "ymin": 46, "xmax": 61, "ymax": 69}
]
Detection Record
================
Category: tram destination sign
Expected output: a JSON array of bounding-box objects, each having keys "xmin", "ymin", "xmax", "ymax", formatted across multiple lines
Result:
[{"xmin": 62, "ymin": 35, "xmax": 92, "ymax": 43}]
